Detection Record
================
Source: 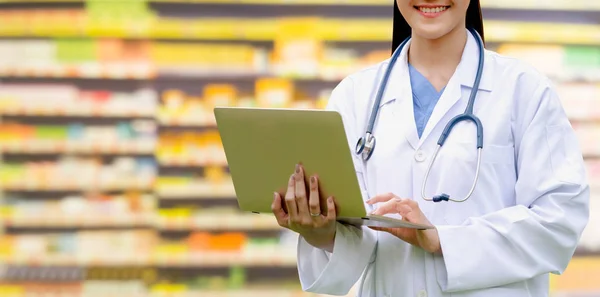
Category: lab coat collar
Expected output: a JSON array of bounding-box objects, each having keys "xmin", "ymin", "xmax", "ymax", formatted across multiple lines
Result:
[
  {"xmin": 457, "ymin": 29, "xmax": 493, "ymax": 92},
  {"xmin": 418, "ymin": 29, "xmax": 493, "ymax": 146},
  {"xmin": 377, "ymin": 28, "xmax": 493, "ymax": 149},
  {"xmin": 378, "ymin": 28, "xmax": 492, "ymax": 108}
]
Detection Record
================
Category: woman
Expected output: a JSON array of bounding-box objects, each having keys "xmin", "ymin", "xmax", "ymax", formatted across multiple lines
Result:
[{"xmin": 271, "ymin": 0, "xmax": 590, "ymax": 296}]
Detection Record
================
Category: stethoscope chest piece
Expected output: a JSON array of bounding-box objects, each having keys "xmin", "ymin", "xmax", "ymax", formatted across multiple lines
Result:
[{"xmin": 356, "ymin": 132, "xmax": 376, "ymax": 161}]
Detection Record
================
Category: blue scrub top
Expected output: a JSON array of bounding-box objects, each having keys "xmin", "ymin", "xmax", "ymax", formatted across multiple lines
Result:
[{"xmin": 408, "ymin": 63, "xmax": 445, "ymax": 138}]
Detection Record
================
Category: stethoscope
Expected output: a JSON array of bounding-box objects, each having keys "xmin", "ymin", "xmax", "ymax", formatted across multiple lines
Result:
[{"xmin": 355, "ymin": 27, "xmax": 485, "ymax": 203}]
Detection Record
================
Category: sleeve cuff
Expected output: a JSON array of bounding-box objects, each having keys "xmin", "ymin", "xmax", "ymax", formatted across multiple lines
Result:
[
  {"xmin": 436, "ymin": 224, "xmax": 483, "ymax": 292},
  {"xmin": 297, "ymin": 222, "xmax": 375, "ymax": 295}
]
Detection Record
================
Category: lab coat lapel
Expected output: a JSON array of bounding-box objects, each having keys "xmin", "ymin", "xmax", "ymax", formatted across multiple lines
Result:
[
  {"xmin": 383, "ymin": 40, "xmax": 419, "ymax": 150},
  {"xmin": 394, "ymin": 66, "xmax": 420, "ymax": 150},
  {"xmin": 417, "ymin": 31, "xmax": 480, "ymax": 147}
]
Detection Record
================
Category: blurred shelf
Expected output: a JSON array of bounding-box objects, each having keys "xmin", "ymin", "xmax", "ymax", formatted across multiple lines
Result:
[
  {"xmin": 158, "ymin": 194, "xmax": 236, "ymax": 200},
  {"xmin": 158, "ymin": 159, "xmax": 227, "ymax": 167},
  {"xmin": 2, "ymin": 250, "xmax": 297, "ymax": 267},
  {"xmin": 158, "ymin": 119, "xmax": 215, "ymax": 128},
  {"xmin": 1, "ymin": 19, "xmax": 600, "ymax": 45},
  {"xmin": 1, "ymin": 181, "xmax": 153, "ymax": 192},
  {"xmin": 151, "ymin": 291, "xmax": 321, "ymax": 297},
  {"xmin": 155, "ymin": 184, "xmax": 236, "ymax": 199},
  {"xmin": 0, "ymin": 107, "xmax": 155, "ymax": 119},
  {"xmin": 3, "ymin": 215, "xmax": 154, "ymax": 229},
  {"xmin": 480, "ymin": 0, "xmax": 600, "ymax": 11},
  {"xmin": 0, "ymin": 65, "xmax": 156, "ymax": 80},
  {"xmin": 0, "ymin": 68, "xmax": 342, "ymax": 82},
  {"xmin": 3, "ymin": 67, "xmax": 600, "ymax": 85},
  {"xmin": 2, "ymin": 0, "xmax": 600, "ymax": 11},
  {"xmin": 152, "ymin": 250, "xmax": 297, "ymax": 267},
  {"xmin": 157, "ymin": 214, "xmax": 278, "ymax": 231},
  {"xmin": 0, "ymin": 292, "xmax": 324, "ymax": 297},
  {"xmin": 0, "ymin": 141, "xmax": 155, "ymax": 155},
  {"xmin": 1, "ymin": 255, "xmax": 151, "ymax": 267}
]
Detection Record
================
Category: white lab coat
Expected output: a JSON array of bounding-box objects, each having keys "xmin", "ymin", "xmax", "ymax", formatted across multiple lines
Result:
[{"xmin": 296, "ymin": 30, "xmax": 590, "ymax": 297}]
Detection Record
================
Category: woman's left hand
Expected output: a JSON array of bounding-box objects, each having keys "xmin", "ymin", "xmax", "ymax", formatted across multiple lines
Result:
[{"xmin": 366, "ymin": 193, "xmax": 441, "ymax": 254}]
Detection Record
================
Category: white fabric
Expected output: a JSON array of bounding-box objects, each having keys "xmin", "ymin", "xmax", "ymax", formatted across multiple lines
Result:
[{"xmin": 296, "ymin": 29, "xmax": 590, "ymax": 297}]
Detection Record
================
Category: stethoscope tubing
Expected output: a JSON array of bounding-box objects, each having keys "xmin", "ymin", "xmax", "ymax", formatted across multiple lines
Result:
[{"xmin": 357, "ymin": 28, "xmax": 486, "ymax": 203}]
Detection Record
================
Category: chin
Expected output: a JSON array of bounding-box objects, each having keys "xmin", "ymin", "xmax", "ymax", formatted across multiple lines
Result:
[{"xmin": 411, "ymin": 25, "xmax": 455, "ymax": 41}]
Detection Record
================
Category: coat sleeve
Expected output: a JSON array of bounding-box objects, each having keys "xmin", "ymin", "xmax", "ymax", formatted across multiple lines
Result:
[
  {"xmin": 296, "ymin": 76, "xmax": 378, "ymax": 295},
  {"xmin": 436, "ymin": 77, "xmax": 590, "ymax": 292}
]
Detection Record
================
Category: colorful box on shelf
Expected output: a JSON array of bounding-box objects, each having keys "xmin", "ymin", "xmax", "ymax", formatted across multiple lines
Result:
[
  {"xmin": 157, "ymin": 130, "xmax": 226, "ymax": 166},
  {"xmin": 0, "ymin": 230, "xmax": 156, "ymax": 266},
  {"xmin": 0, "ymin": 157, "xmax": 156, "ymax": 192},
  {"xmin": 152, "ymin": 249, "xmax": 297, "ymax": 267},
  {"xmin": 3, "ymin": 215, "xmax": 154, "ymax": 228},
  {"xmin": 0, "ymin": 140, "xmax": 156, "ymax": 155},
  {"xmin": 157, "ymin": 213, "xmax": 279, "ymax": 231},
  {"xmin": 155, "ymin": 180, "xmax": 236, "ymax": 199},
  {"xmin": 0, "ymin": 121, "xmax": 157, "ymax": 154}
]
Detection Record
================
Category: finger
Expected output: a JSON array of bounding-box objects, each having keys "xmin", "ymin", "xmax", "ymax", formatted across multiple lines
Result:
[
  {"xmin": 396, "ymin": 204, "xmax": 413, "ymax": 219},
  {"xmin": 284, "ymin": 174, "xmax": 298, "ymax": 218},
  {"xmin": 294, "ymin": 164, "xmax": 310, "ymax": 218},
  {"xmin": 325, "ymin": 196, "xmax": 336, "ymax": 221},
  {"xmin": 371, "ymin": 198, "xmax": 403, "ymax": 216},
  {"xmin": 271, "ymin": 192, "xmax": 289, "ymax": 227},
  {"xmin": 366, "ymin": 193, "xmax": 396, "ymax": 205},
  {"xmin": 308, "ymin": 175, "xmax": 321, "ymax": 217}
]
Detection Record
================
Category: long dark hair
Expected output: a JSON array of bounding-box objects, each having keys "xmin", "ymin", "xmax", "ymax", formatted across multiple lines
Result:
[{"xmin": 391, "ymin": 0, "xmax": 484, "ymax": 54}]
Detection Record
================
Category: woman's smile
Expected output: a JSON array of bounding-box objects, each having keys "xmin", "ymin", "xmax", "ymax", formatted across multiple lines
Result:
[{"xmin": 414, "ymin": 4, "xmax": 451, "ymax": 18}]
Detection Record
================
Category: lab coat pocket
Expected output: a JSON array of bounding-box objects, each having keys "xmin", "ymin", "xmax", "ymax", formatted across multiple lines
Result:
[
  {"xmin": 546, "ymin": 124, "xmax": 586, "ymax": 185},
  {"xmin": 434, "ymin": 142, "xmax": 515, "ymax": 225}
]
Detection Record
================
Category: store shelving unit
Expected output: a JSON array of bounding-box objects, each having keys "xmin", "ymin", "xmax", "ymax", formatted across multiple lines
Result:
[{"xmin": 0, "ymin": 0, "xmax": 599, "ymax": 296}]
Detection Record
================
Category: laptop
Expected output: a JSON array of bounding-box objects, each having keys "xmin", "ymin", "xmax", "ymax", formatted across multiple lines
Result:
[{"xmin": 214, "ymin": 107, "xmax": 433, "ymax": 230}]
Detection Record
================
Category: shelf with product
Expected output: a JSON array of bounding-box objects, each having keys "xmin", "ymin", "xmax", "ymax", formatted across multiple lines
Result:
[
  {"xmin": 0, "ymin": 191, "xmax": 156, "ymax": 230},
  {"xmin": 1, "ymin": 0, "xmax": 599, "ymax": 12},
  {"xmin": 0, "ymin": 228, "xmax": 298, "ymax": 267},
  {"xmin": 1, "ymin": 6, "xmax": 600, "ymax": 44},
  {"xmin": 0, "ymin": 159, "xmax": 155, "ymax": 192},
  {"xmin": 0, "ymin": 84, "xmax": 158, "ymax": 118}
]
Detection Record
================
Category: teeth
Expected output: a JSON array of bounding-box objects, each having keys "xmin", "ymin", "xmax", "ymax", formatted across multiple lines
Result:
[{"xmin": 419, "ymin": 6, "xmax": 447, "ymax": 13}]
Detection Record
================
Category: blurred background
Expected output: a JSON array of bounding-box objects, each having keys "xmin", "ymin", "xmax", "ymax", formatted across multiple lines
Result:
[{"xmin": 0, "ymin": 0, "xmax": 598, "ymax": 296}]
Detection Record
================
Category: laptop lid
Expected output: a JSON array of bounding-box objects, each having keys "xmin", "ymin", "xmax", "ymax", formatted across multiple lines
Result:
[{"xmin": 214, "ymin": 107, "xmax": 368, "ymax": 218}]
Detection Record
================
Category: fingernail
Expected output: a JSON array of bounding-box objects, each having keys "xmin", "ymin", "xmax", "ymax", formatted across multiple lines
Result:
[
  {"xmin": 328, "ymin": 197, "xmax": 333, "ymax": 203},
  {"xmin": 274, "ymin": 192, "xmax": 278, "ymax": 199},
  {"xmin": 295, "ymin": 164, "xmax": 300, "ymax": 173},
  {"xmin": 310, "ymin": 176, "xmax": 316, "ymax": 183}
]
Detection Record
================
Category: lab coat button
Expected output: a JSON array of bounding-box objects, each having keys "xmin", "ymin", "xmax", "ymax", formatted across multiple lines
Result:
[
  {"xmin": 415, "ymin": 150, "xmax": 427, "ymax": 162},
  {"xmin": 417, "ymin": 290, "xmax": 428, "ymax": 297}
]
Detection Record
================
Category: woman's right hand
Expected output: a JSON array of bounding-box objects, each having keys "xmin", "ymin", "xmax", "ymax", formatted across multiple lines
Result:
[{"xmin": 271, "ymin": 164, "xmax": 337, "ymax": 252}]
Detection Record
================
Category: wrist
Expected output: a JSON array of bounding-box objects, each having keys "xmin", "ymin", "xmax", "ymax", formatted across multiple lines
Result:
[
  {"xmin": 302, "ymin": 226, "xmax": 336, "ymax": 252},
  {"xmin": 417, "ymin": 228, "xmax": 442, "ymax": 254}
]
